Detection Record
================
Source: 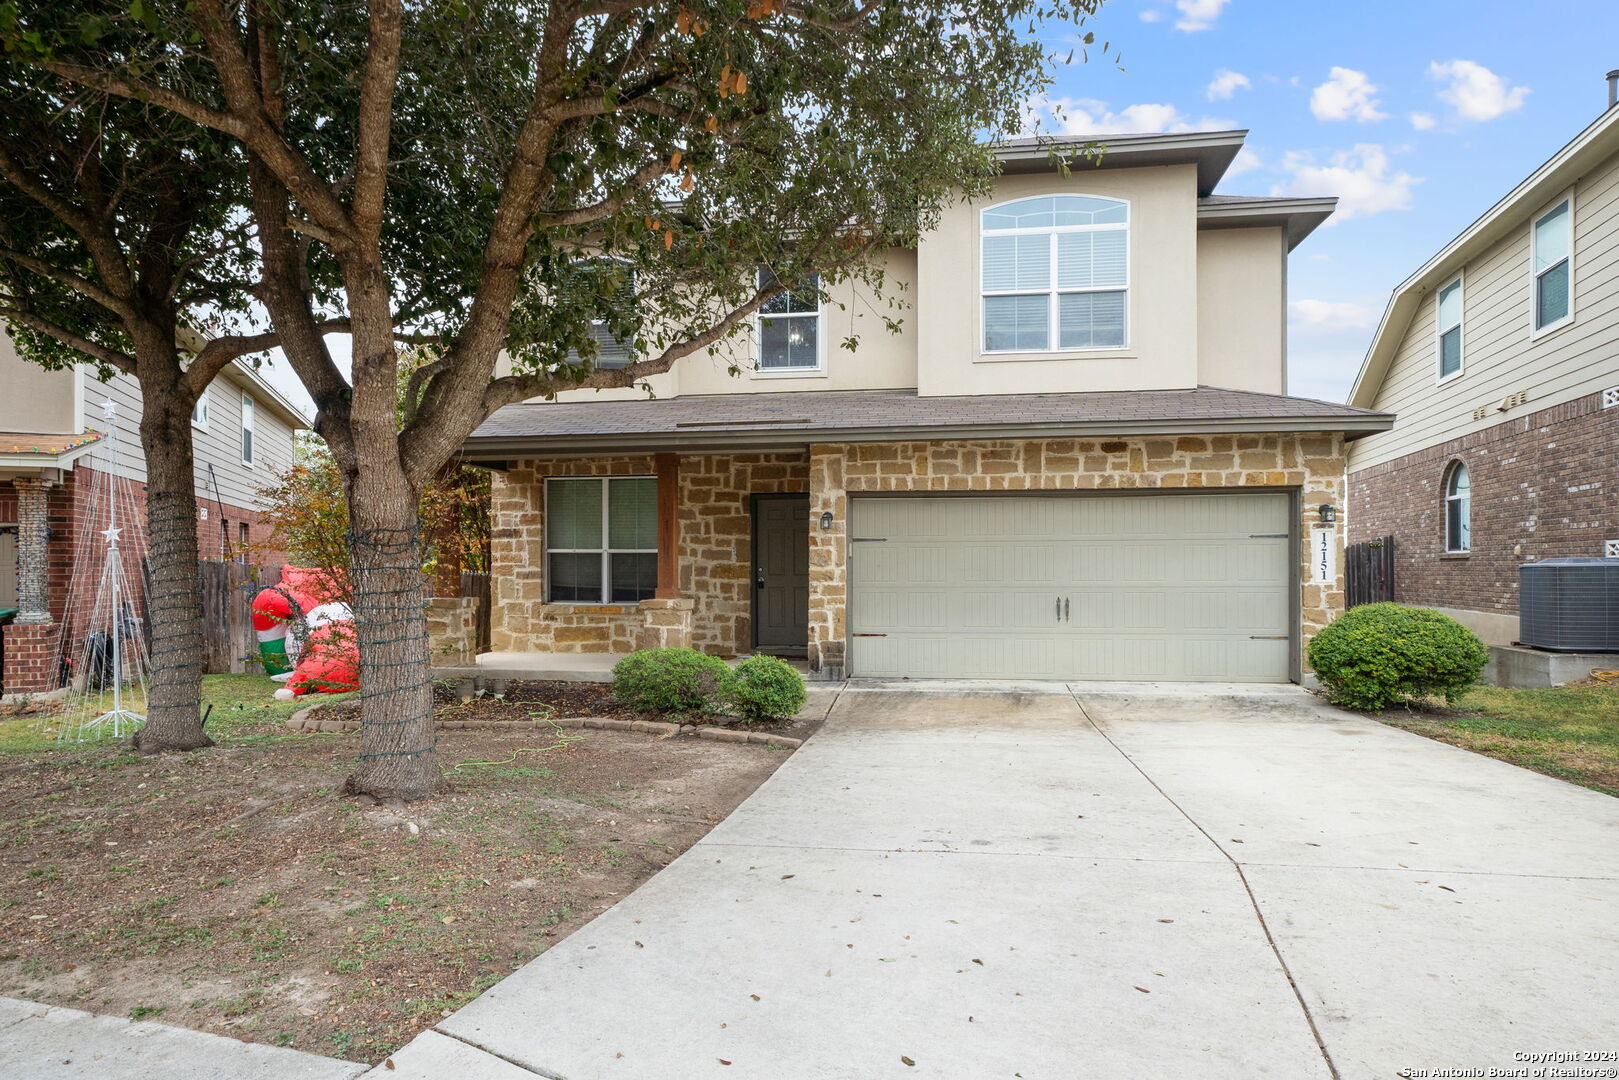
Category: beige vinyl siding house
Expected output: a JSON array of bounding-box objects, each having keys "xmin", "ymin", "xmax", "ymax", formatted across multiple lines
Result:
[
  {"xmin": 1348, "ymin": 95, "xmax": 1619, "ymax": 647},
  {"xmin": 468, "ymin": 129, "xmax": 1391, "ymax": 684}
]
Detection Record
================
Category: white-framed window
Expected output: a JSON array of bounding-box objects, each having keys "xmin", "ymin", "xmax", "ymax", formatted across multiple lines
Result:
[
  {"xmin": 1436, "ymin": 275, "xmax": 1463, "ymax": 381},
  {"xmin": 756, "ymin": 269, "xmax": 822, "ymax": 372},
  {"xmin": 981, "ymin": 194, "xmax": 1128, "ymax": 353},
  {"xmin": 240, "ymin": 393, "xmax": 255, "ymax": 465},
  {"xmin": 545, "ymin": 477, "xmax": 658, "ymax": 603},
  {"xmin": 191, "ymin": 392, "xmax": 210, "ymax": 429},
  {"xmin": 1443, "ymin": 461, "xmax": 1471, "ymax": 553},
  {"xmin": 567, "ymin": 260, "xmax": 637, "ymax": 370},
  {"xmin": 1531, "ymin": 194, "xmax": 1572, "ymax": 334}
]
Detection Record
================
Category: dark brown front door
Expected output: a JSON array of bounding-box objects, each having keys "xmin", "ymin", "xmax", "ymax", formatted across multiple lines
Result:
[{"xmin": 753, "ymin": 494, "xmax": 809, "ymax": 652}]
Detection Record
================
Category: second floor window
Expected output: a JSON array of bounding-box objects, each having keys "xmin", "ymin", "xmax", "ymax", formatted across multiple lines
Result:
[
  {"xmin": 191, "ymin": 393, "xmax": 210, "ymax": 429},
  {"xmin": 758, "ymin": 270, "xmax": 821, "ymax": 371},
  {"xmin": 567, "ymin": 261, "xmax": 637, "ymax": 370},
  {"xmin": 981, "ymin": 194, "xmax": 1128, "ymax": 353},
  {"xmin": 1437, "ymin": 276, "xmax": 1463, "ymax": 380},
  {"xmin": 1532, "ymin": 196, "xmax": 1571, "ymax": 332},
  {"xmin": 240, "ymin": 393, "xmax": 255, "ymax": 465}
]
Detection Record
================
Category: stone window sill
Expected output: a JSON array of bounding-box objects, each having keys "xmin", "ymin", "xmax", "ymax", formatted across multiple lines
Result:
[
  {"xmin": 1438, "ymin": 552, "xmax": 1471, "ymax": 560},
  {"xmin": 539, "ymin": 603, "xmax": 638, "ymax": 615}
]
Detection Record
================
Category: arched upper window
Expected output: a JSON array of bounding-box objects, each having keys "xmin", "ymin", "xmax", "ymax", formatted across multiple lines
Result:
[
  {"xmin": 981, "ymin": 195, "xmax": 1129, "ymax": 353},
  {"xmin": 1444, "ymin": 461, "xmax": 1471, "ymax": 552}
]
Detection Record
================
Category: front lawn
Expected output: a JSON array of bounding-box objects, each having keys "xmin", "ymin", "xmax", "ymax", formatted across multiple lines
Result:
[
  {"xmin": 0, "ymin": 675, "xmax": 791, "ymax": 1063},
  {"xmin": 0, "ymin": 674, "xmax": 353, "ymax": 752},
  {"xmin": 1376, "ymin": 681, "xmax": 1619, "ymax": 797}
]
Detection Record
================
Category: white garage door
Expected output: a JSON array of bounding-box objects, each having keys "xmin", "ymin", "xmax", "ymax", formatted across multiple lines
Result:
[{"xmin": 848, "ymin": 493, "xmax": 1294, "ymax": 682}]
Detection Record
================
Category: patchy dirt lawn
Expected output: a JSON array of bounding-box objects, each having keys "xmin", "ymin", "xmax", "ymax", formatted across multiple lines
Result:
[{"xmin": 0, "ymin": 716, "xmax": 789, "ymax": 1064}]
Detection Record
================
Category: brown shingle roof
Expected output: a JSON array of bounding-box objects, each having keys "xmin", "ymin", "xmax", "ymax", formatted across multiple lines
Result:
[
  {"xmin": 463, "ymin": 387, "xmax": 1391, "ymax": 457},
  {"xmin": 0, "ymin": 429, "xmax": 104, "ymax": 459}
]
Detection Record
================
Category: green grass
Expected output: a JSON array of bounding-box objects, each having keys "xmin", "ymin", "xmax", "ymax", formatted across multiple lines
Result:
[
  {"xmin": 0, "ymin": 674, "xmax": 356, "ymax": 754},
  {"xmin": 1381, "ymin": 681, "xmax": 1619, "ymax": 797}
]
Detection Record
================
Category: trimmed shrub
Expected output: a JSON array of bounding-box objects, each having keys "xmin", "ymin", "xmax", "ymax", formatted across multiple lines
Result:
[
  {"xmin": 722, "ymin": 655, "xmax": 808, "ymax": 723},
  {"xmin": 1307, "ymin": 602, "xmax": 1488, "ymax": 710},
  {"xmin": 611, "ymin": 648, "xmax": 730, "ymax": 715}
]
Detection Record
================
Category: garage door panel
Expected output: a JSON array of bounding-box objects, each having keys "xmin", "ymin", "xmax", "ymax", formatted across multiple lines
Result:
[{"xmin": 849, "ymin": 494, "xmax": 1293, "ymax": 682}]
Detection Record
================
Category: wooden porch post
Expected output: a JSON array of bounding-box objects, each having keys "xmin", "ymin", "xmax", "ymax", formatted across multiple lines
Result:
[{"xmin": 654, "ymin": 452, "xmax": 680, "ymax": 599}]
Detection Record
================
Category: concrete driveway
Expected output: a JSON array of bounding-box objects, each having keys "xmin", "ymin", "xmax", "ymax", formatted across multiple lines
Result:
[{"xmin": 372, "ymin": 683, "xmax": 1619, "ymax": 1080}]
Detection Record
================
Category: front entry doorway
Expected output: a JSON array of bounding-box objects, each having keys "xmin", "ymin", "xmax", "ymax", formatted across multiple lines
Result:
[{"xmin": 752, "ymin": 494, "xmax": 809, "ymax": 653}]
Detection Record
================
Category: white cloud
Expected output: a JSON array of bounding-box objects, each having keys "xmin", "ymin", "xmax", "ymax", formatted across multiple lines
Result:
[
  {"xmin": 1225, "ymin": 147, "xmax": 1262, "ymax": 178},
  {"xmin": 1289, "ymin": 298, "xmax": 1380, "ymax": 333},
  {"xmin": 1308, "ymin": 252, "xmax": 1333, "ymax": 262},
  {"xmin": 1310, "ymin": 67, "xmax": 1386, "ymax": 123},
  {"xmin": 1139, "ymin": 8, "xmax": 1164, "ymax": 22},
  {"xmin": 1271, "ymin": 144, "xmax": 1421, "ymax": 222},
  {"xmin": 1428, "ymin": 59, "xmax": 1529, "ymax": 122},
  {"xmin": 1409, "ymin": 111, "xmax": 1437, "ymax": 131},
  {"xmin": 1024, "ymin": 95, "xmax": 1233, "ymax": 136},
  {"xmin": 1174, "ymin": 0, "xmax": 1230, "ymax": 32},
  {"xmin": 1206, "ymin": 69, "xmax": 1251, "ymax": 101}
]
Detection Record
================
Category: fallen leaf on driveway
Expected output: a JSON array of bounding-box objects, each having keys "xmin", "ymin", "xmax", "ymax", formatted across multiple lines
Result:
[
  {"xmin": 1135, "ymin": 986, "xmax": 1150, "ymax": 993},
  {"xmin": 780, "ymin": 874, "xmax": 795, "ymax": 880},
  {"xmin": 1157, "ymin": 919, "xmax": 1174, "ymax": 924},
  {"xmin": 718, "ymin": 1059, "xmax": 732, "ymax": 1066},
  {"xmin": 384, "ymin": 1061, "xmax": 396, "ymax": 1071},
  {"xmin": 901, "ymin": 1056, "xmax": 916, "ymax": 1066},
  {"xmin": 750, "ymin": 994, "xmax": 760, "ymax": 1001},
  {"xmin": 971, "ymin": 958, "xmax": 983, "ymax": 966},
  {"xmin": 1438, "ymin": 885, "xmax": 1455, "ymax": 892}
]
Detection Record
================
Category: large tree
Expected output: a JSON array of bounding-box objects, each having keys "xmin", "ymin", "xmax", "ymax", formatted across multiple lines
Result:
[
  {"xmin": 11, "ymin": 0, "xmax": 1105, "ymax": 798},
  {"xmin": 0, "ymin": 53, "xmax": 318, "ymax": 751}
]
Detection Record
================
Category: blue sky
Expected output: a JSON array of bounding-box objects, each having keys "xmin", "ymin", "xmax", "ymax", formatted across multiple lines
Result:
[
  {"xmin": 1022, "ymin": 0, "xmax": 1619, "ymax": 402},
  {"xmin": 259, "ymin": 0, "xmax": 1619, "ymax": 413}
]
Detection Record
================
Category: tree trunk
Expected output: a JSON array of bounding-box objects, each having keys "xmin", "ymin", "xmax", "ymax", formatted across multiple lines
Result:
[
  {"xmin": 132, "ymin": 394, "xmax": 212, "ymax": 753},
  {"xmin": 340, "ymin": 453, "xmax": 441, "ymax": 801}
]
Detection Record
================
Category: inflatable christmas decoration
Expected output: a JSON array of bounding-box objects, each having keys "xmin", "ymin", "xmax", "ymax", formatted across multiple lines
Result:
[{"xmin": 250, "ymin": 568, "xmax": 360, "ymax": 699}]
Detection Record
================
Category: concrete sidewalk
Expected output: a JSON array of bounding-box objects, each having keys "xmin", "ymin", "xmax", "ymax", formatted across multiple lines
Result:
[
  {"xmin": 0, "ymin": 996, "xmax": 366, "ymax": 1080},
  {"xmin": 366, "ymin": 681, "xmax": 1619, "ymax": 1080}
]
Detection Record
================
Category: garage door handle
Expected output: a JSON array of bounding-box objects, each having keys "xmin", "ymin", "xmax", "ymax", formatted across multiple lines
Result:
[
  {"xmin": 853, "ymin": 633, "xmax": 887, "ymax": 637},
  {"xmin": 1055, "ymin": 597, "xmax": 1061, "ymax": 622},
  {"xmin": 1249, "ymin": 635, "xmax": 1287, "ymax": 640},
  {"xmin": 1064, "ymin": 597, "xmax": 1070, "ymax": 621},
  {"xmin": 1250, "ymin": 533, "xmax": 1289, "ymax": 539}
]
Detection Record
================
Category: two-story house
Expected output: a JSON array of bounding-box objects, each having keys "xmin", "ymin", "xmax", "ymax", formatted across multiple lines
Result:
[
  {"xmin": 1347, "ymin": 81, "xmax": 1619, "ymax": 652},
  {"xmin": 461, "ymin": 129, "xmax": 1392, "ymax": 684},
  {"xmin": 0, "ymin": 336, "xmax": 306, "ymax": 696}
]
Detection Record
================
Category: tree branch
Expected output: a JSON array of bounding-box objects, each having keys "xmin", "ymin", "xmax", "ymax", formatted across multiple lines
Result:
[
  {"xmin": 0, "ymin": 247, "xmax": 133, "ymax": 320},
  {"xmin": 0, "ymin": 305, "xmax": 135, "ymax": 374},
  {"xmin": 351, "ymin": 0, "xmax": 403, "ymax": 237}
]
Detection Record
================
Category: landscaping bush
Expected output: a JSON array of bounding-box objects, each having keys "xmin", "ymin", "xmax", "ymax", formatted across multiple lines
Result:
[
  {"xmin": 1307, "ymin": 602, "xmax": 1488, "ymax": 710},
  {"xmin": 611, "ymin": 648, "xmax": 729, "ymax": 715},
  {"xmin": 722, "ymin": 655, "xmax": 808, "ymax": 723}
]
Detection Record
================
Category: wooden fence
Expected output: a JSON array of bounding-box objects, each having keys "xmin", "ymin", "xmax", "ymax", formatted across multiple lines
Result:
[
  {"xmin": 199, "ymin": 561, "xmax": 282, "ymax": 674},
  {"xmin": 459, "ymin": 571, "xmax": 492, "ymax": 654},
  {"xmin": 1345, "ymin": 536, "xmax": 1397, "ymax": 609}
]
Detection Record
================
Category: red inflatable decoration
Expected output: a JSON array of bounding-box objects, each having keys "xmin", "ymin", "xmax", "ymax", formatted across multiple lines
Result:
[{"xmin": 250, "ymin": 568, "xmax": 359, "ymax": 699}]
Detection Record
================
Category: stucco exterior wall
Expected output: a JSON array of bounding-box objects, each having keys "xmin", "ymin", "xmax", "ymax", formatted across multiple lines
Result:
[
  {"xmin": 1196, "ymin": 227, "xmax": 1287, "ymax": 394},
  {"xmin": 804, "ymin": 434, "xmax": 1346, "ymax": 675},
  {"xmin": 915, "ymin": 164, "xmax": 1201, "ymax": 397},
  {"xmin": 0, "ymin": 337, "xmax": 77, "ymax": 437}
]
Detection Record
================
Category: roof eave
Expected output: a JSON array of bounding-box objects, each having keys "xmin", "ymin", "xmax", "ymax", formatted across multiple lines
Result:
[
  {"xmin": 461, "ymin": 413, "xmax": 1394, "ymax": 460},
  {"xmin": 225, "ymin": 361, "xmax": 312, "ymax": 430},
  {"xmin": 993, "ymin": 130, "xmax": 1249, "ymax": 197},
  {"xmin": 1195, "ymin": 197, "xmax": 1338, "ymax": 251}
]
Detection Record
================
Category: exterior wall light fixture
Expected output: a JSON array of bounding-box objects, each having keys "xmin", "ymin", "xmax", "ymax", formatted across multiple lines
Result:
[
  {"xmin": 1318, "ymin": 504, "xmax": 1338, "ymax": 523},
  {"xmin": 819, "ymin": 511, "xmax": 834, "ymax": 530}
]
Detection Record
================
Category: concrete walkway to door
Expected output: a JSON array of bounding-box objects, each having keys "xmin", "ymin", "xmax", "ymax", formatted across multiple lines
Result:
[{"xmin": 369, "ymin": 683, "xmax": 1619, "ymax": 1080}]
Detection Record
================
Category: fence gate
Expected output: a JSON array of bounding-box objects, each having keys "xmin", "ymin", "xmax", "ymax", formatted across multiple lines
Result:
[{"xmin": 1345, "ymin": 536, "xmax": 1396, "ymax": 609}]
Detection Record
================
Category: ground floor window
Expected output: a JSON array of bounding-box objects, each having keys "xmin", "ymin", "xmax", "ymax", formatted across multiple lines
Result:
[
  {"xmin": 546, "ymin": 476, "xmax": 658, "ymax": 603},
  {"xmin": 1444, "ymin": 461, "xmax": 1471, "ymax": 552}
]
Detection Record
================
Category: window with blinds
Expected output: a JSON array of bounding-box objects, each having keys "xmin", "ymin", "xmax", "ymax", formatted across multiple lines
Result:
[
  {"xmin": 1532, "ymin": 196, "xmax": 1571, "ymax": 333},
  {"xmin": 1436, "ymin": 276, "xmax": 1463, "ymax": 380},
  {"xmin": 546, "ymin": 477, "xmax": 658, "ymax": 603},
  {"xmin": 981, "ymin": 195, "xmax": 1128, "ymax": 352},
  {"xmin": 566, "ymin": 262, "xmax": 638, "ymax": 370}
]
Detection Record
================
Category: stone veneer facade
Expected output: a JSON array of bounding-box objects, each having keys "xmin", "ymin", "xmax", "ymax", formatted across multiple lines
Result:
[
  {"xmin": 490, "ymin": 453, "xmax": 808, "ymax": 656},
  {"xmin": 488, "ymin": 434, "xmax": 1347, "ymax": 678}
]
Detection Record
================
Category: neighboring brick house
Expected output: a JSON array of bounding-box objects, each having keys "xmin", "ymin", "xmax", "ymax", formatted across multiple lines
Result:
[
  {"xmin": 0, "ymin": 338, "xmax": 307, "ymax": 696},
  {"xmin": 1347, "ymin": 87, "xmax": 1619, "ymax": 647},
  {"xmin": 463, "ymin": 129, "xmax": 1392, "ymax": 684}
]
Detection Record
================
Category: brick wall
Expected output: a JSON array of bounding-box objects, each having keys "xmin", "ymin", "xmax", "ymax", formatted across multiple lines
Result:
[
  {"xmin": 806, "ymin": 434, "xmax": 1347, "ymax": 675},
  {"xmin": 1348, "ymin": 391, "xmax": 1618, "ymax": 623},
  {"xmin": 489, "ymin": 452, "xmax": 808, "ymax": 655}
]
